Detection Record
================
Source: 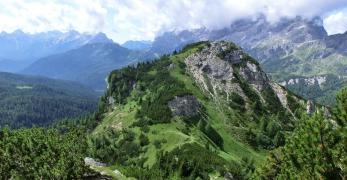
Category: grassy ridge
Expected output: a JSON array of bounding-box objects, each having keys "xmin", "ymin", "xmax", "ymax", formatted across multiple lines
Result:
[{"xmin": 88, "ymin": 41, "xmax": 304, "ymax": 179}]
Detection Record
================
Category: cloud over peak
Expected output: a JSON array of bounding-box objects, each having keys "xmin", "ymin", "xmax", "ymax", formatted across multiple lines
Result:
[{"xmin": 0, "ymin": 0, "xmax": 346, "ymax": 43}]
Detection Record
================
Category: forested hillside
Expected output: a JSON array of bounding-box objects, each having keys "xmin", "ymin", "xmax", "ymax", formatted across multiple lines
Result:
[
  {"xmin": 83, "ymin": 41, "xmax": 338, "ymax": 179},
  {"xmin": 0, "ymin": 41, "xmax": 345, "ymax": 179},
  {"xmin": 278, "ymin": 74, "xmax": 347, "ymax": 106},
  {"xmin": 0, "ymin": 72, "xmax": 98, "ymax": 128}
]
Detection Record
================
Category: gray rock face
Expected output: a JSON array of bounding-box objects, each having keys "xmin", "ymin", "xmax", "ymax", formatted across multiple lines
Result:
[
  {"xmin": 168, "ymin": 95, "xmax": 200, "ymax": 117},
  {"xmin": 168, "ymin": 63, "xmax": 176, "ymax": 70},
  {"xmin": 84, "ymin": 157, "xmax": 106, "ymax": 167},
  {"xmin": 306, "ymin": 100, "xmax": 315, "ymax": 114},
  {"xmin": 185, "ymin": 41, "xmax": 272, "ymax": 102},
  {"xmin": 185, "ymin": 42, "xmax": 243, "ymax": 98},
  {"xmin": 280, "ymin": 75, "xmax": 327, "ymax": 87},
  {"xmin": 240, "ymin": 62, "xmax": 269, "ymax": 91},
  {"xmin": 108, "ymin": 96, "xmax": 115, "ymax": 105},
  {"xmin": 224, "ymin": 172, "xmax": 235, "ymax": 180},
  {"xmin": 184, "ymin": 41, "xmax": 300, "ymax": 114}
]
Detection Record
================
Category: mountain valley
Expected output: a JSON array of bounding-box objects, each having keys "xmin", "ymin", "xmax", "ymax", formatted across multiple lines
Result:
[{"xmin": 0, "ymin": 72, "xmax": 98, "ymax": 128}]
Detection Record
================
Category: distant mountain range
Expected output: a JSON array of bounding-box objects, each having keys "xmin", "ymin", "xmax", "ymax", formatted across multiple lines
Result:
[
  {"xmin": 148, "ymin": 15, "xmax": 347, "ymax": 105},
  {"xmin": 21, "ymin": 43, "xmax": 142, "ymax": 90},
  {"xmin": 121, "ymin": 40, "xmax": 152, "ymax": 51},
  {"xmin": 0, "ymin": 30, "xmax": 113, "ymax": 72},
  {"xmin": 0, "ymin": 30, "xmax": 155, "ymax": 91},
  {"xmin": 1, "ymin": 16, "xmax": 346, "ymax": 104},
  {"xmin": 149, "ymin": 16, "xmax": 345, "ymax": 77}
]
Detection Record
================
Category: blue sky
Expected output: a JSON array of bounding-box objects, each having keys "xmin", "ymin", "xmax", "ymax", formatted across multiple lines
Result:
[{"xmin": 0, "ymin": 0, "xmax": 346, "ymax": 43}]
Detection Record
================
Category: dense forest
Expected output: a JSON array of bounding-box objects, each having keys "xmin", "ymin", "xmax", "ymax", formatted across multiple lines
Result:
[
  {"xmin": 276, "ymin": 74, "xmax": 347, "ymax": 106},
  {"xmin": 0, "ymin": 87, "xmax": 345, "ymax": 179},
  {"xmin": 0, "ymin": 72, "xmax": 98, "ymax": 128}
]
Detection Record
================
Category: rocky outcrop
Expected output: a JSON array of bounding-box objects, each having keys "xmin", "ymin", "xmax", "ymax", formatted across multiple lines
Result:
[
  {"xmin": 224, "ymin": 172, "xmax": 235, "ymax": 180},
  {"xmin": 185, "ymin": 41, "xmax": 271, "ymax": 101},
  {"xmin": 84, "ymin": 157, "xmax": 106, "ymax": 167},
  {"xmin": 184, "ymin": 41, "xmax": 306, "ymax": 117},
  {"xmin": 185, "ymin": 42, "xmax": 246, "ymax": 100},
  {"xmin": 168, "ymin": 63, "xmax": 176, "ymax": 70},
  {"xmin": 240, "ymin": 62, "xmax": 269, "ymax": 91},
  {"xmin": 168, "ymin": 95, "xmax": 200, "ymax": 117},
  {"xmin": 108, "ymin": 96, "xmax": 115, "ymax": 105},
  {"xmin": 306, "ymin": 100, "xmax": 315, "ymax": 114},
  {"xmin": 270, "ymin": 83, "xmax": 289, "ymax": 107},
  {"xmin": 280, "ymin": 75, "xmax": 327, "ymax": 87}
]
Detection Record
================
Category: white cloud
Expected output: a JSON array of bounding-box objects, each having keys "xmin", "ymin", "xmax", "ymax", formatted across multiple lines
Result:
[
  {"xmin": 0, "ymin": 0, "xmax": 108, "ymax": 33},
  {"xmin": 0, "ymin": 0, "xmax": 346, "ymax": 43},
  {"xmin": 324, "ymin": 10, "xmax": 347, "ymax": 35}
]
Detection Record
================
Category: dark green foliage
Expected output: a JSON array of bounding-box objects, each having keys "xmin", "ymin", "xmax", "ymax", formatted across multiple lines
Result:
[
  {"xmin": 140, "ymin": 125, "xmax": 150, "ymax": 133},
  {"xmin": 273, "ymin": 131, "xmax": 285, "ymax": 147},
  {"xmin": 198, "ymin": 120, "xmax": 224, "ymax": 149},
  {"xmin": 283, "ymin": 74, "xmax": 346, "ymax": 106},
  {"xmin": 181, "ymin": 115, "xmax": 201, "ymax": 125},
  {"xmin": 258, "ymin": 87, "xmax": 347, "ymax": 179},
  {"xmin": 123, "ymin": 143, "xmax": 232, "ymax": 179},
  {"xmin": 245, "ymin": 116, "xmax": 286, "ymax": 149},
  {"xmin": 153, "ymin": 140, "xmax": 162, "ymax": 149},
  {"xmin": 261, "ymin": 87, "xmax": 285, "ymax": 114},
  {"xmin": 0, "ymin": 72, "xmax": 98, "ymax": 128},
  {"xmin": 181, "ymin": 41, "xmax": 209, "ymax": 53},
  {"xmin": 107, "ymin": 56, "xmax": 191, "ymax": 124},
  {"xmin": 131, "ymin": 118, "xmax": 150, "ymax": 127},
  {"xmin": 108, "ymin": 66, "xmax": 137, "ymax": 104},
  {"xmin": 229, "ymin": 92, "xmax": 246, "ymax": 112},
  {"xmin": 139, "ymin": 133, "xmax": 149, "ymax": 146},
  {"xmin": 286, "ymin": 92, "xmax": 303, "ymax": 116},
  {"xmin": 232, "ymin": 68, "xmax": 264, "ymax": 115},
  {"xmin": 289, "ymin": 78, "xmax": 323, "ymax": 100},
  {"xmin": 333, "ymin": 87, "xmax": 347, "ymax": 126},
  {"xmin": 240, "ymin": 157, "xmax": 256, "ymax": 179},
  {"xmin": 88, "ymin": 129, "xmax": 141, "ymax": 165},
  {"xmin": 0, "ymin": 127, "xmax": 90, "ymax": 179}
]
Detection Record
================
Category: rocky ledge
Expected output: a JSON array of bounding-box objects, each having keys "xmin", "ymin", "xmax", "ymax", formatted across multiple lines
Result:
[{"xmin": 168, "ymin": 95, "xmax": 200, "ymax": 117}]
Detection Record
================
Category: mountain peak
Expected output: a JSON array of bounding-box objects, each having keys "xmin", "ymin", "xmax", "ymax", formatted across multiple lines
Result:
[
  {"xmin": 88, "ymin": 32, "xmax": 113, "ymax": 44},
  {"xmin": 0, "ymin": 30, "xmax": 115, "ymax": 63},
  {"xmin": 121, "ymin": 40, "xmax": 152, "ymax": 50},
  {"xmin": 90, "ymin": 40, "xmax": 311, "ymax": 178},
  {"xmin": 12, "ymin": 29, "xmax": 25, "ymax": 35}
]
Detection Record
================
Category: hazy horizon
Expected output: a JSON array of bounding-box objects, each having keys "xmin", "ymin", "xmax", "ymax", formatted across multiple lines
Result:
[{"xmin": 0, "ymin": 0, "xmax": 347, "ymax": 43}]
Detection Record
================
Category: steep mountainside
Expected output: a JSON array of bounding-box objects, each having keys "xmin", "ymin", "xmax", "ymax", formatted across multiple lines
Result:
[
  {"xmin": 0, "ymin": 30, "xmax": 113, "ymax": 72},
  {"xmin": 0, "ymin": 72, "xmax": 98, "ymax": 128},
  {"xmin": 0, "ymin": 58, "xmax": 33, "ymax": 72},
  {"xmin": 86, "ymin": 41, "xmax": 317, "ymax": 179},
  {"xmin": 149, "ymin": 16, "xmax": 347, "ymax": 105},
  {"xmin": 278, "ymin": 74, "xmax": 347, "ymax": 106},
  {"xmin": 22, "ymin": 43, "xmax": 142, "ymax": 90}
]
